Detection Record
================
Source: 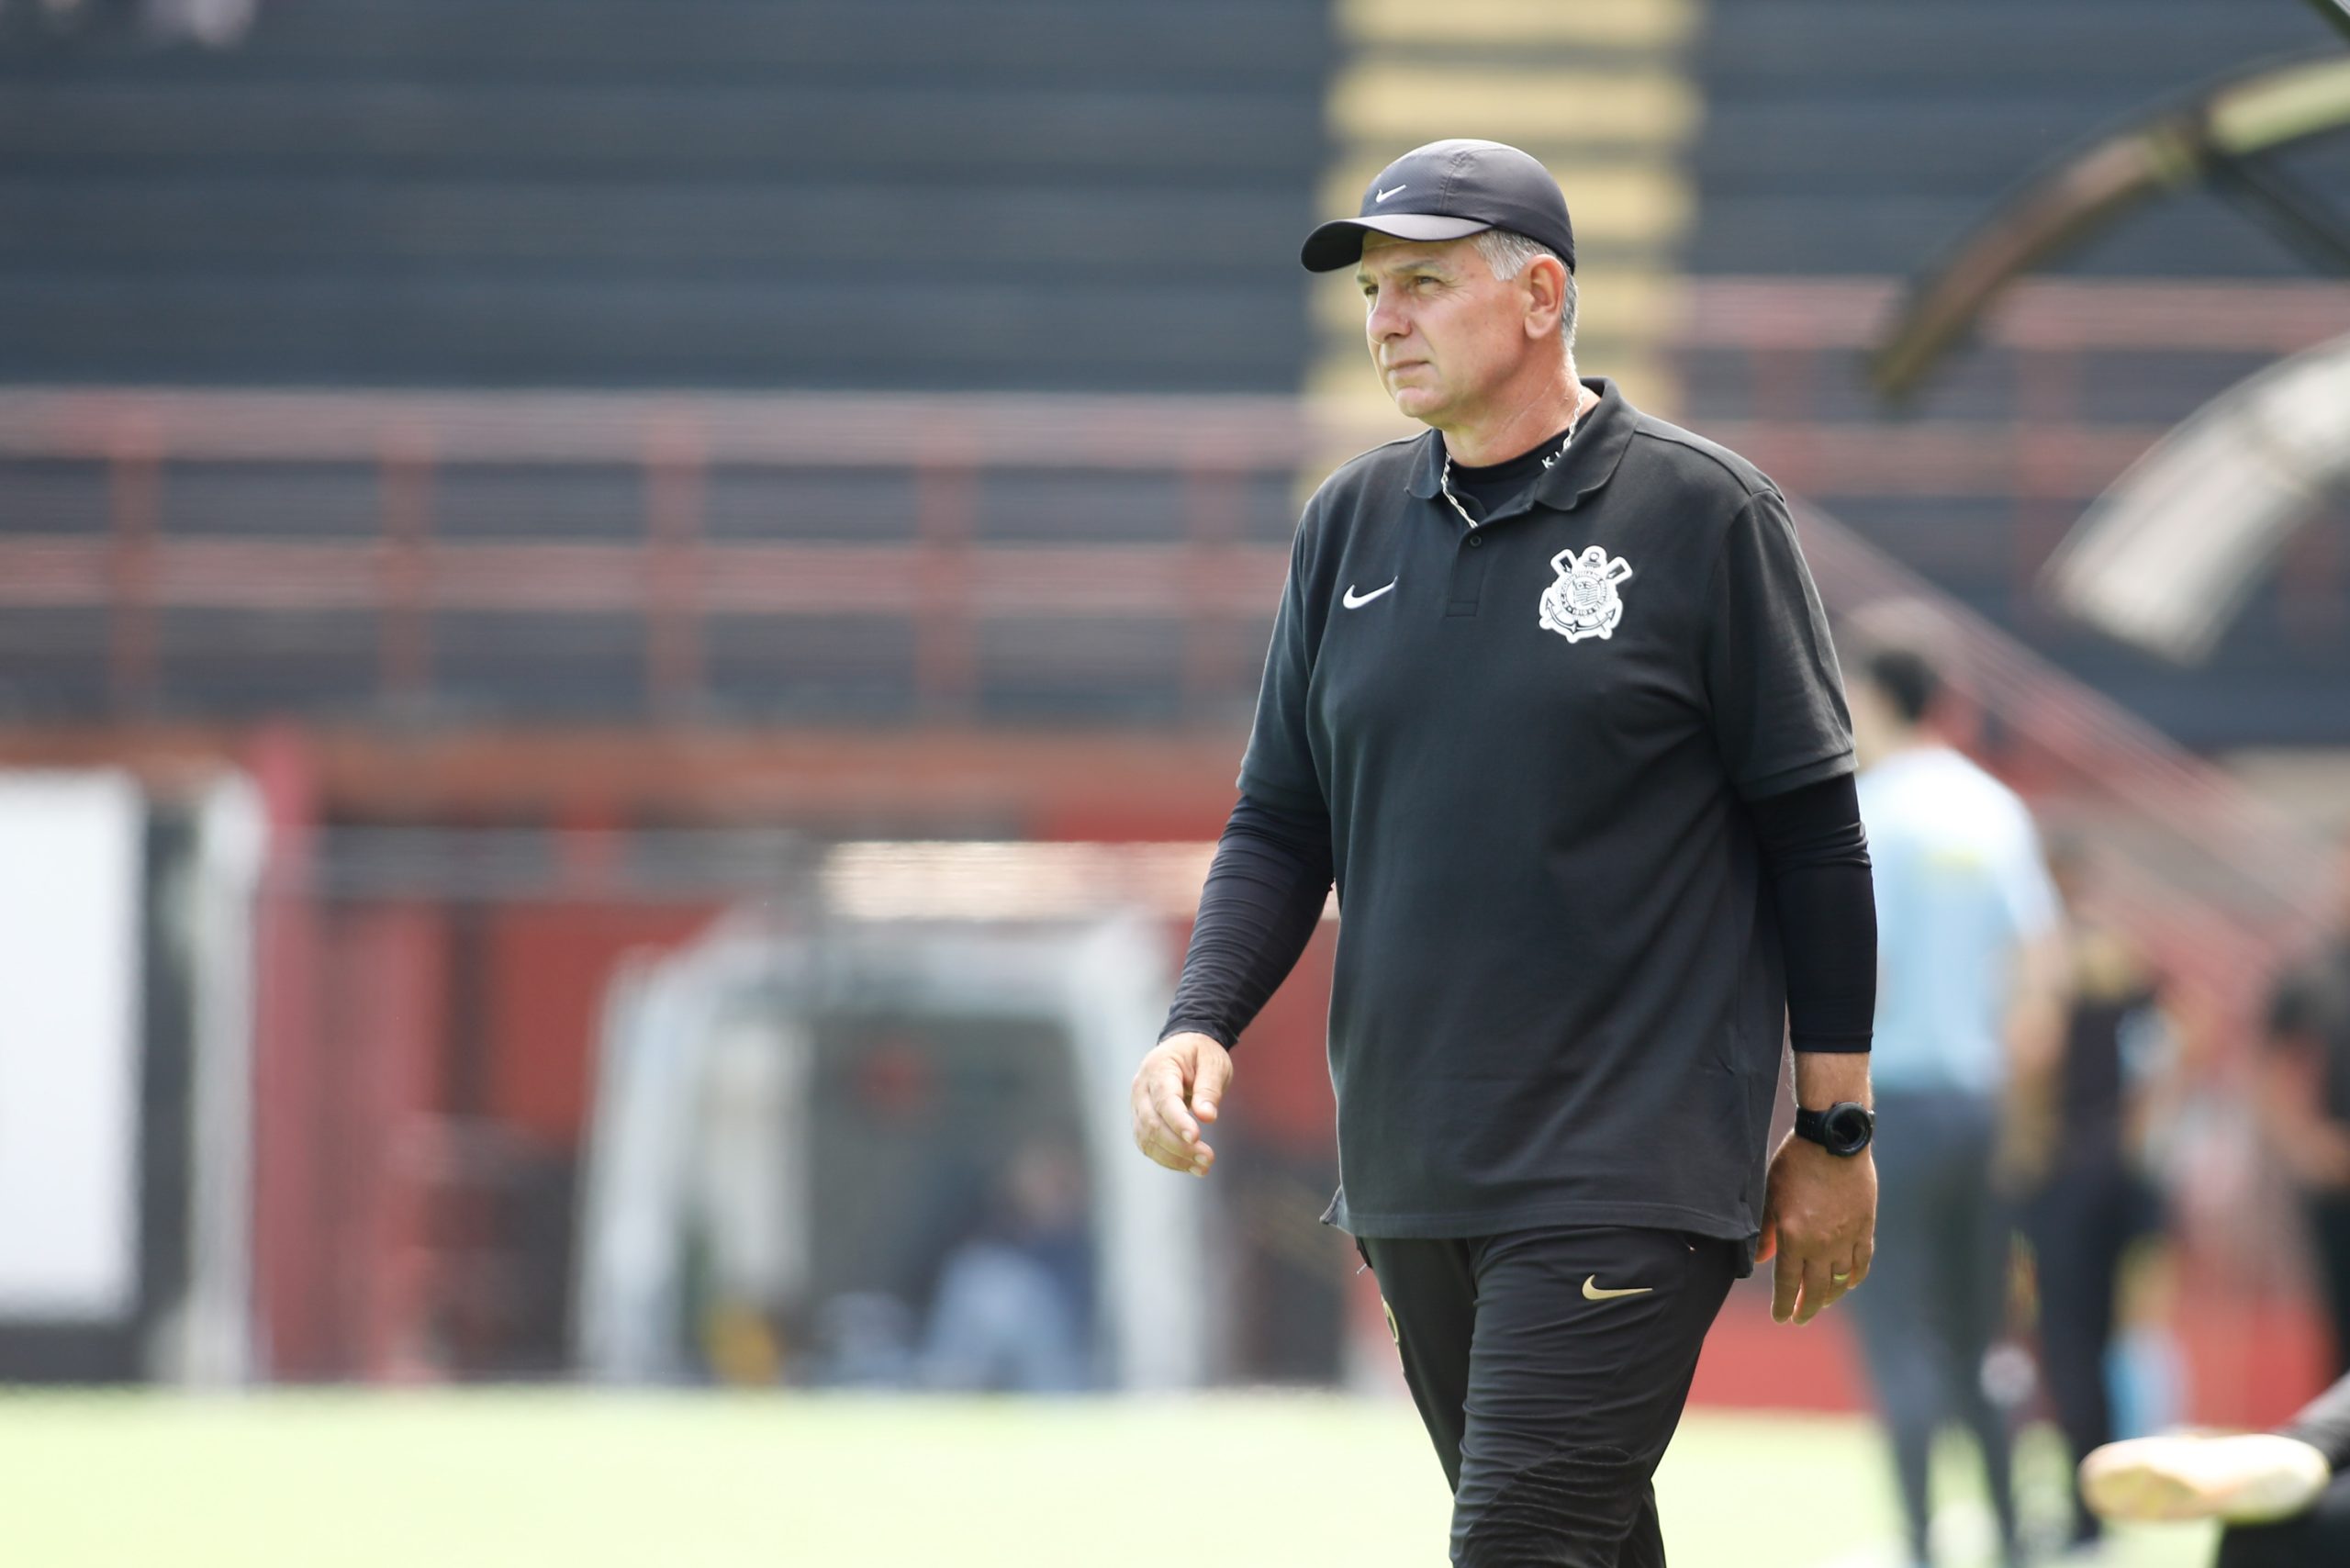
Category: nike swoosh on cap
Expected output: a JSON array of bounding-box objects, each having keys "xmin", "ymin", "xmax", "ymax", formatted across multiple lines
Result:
[
  {"xmin": 1342, "ymin": 580, "xmax": 1397, "ymax": 608},
  {"xmin": 1374, "ymin": 185, "xmax": 1406, "ymax": 202}
]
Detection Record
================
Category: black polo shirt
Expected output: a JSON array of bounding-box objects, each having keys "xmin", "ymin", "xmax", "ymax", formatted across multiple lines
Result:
[{"xmin": 1238, "ymin": 376, "xmax": 1853, "ymax": 1245}]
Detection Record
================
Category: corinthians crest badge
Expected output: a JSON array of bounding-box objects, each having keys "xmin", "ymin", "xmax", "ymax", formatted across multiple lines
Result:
[{"xmin": 1538, "ymin": 544, "xmax": 1634, "ymax": 643}]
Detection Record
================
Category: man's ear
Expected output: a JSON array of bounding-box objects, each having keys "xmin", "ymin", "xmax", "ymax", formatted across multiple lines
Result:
[{"xmin": 1522, "ymin": 254, "xmax": 1568, "ymax": 342}]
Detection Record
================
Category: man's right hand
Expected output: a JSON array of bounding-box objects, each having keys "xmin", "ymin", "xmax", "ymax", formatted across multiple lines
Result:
[{"xmin": 1131, "ymin": 1032, "xmax": 1235, "ymax": 1178}]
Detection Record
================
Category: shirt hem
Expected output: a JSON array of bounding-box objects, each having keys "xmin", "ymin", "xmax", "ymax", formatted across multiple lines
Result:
[{"xmin": 1322, "ymin": 1195, "xmax": 1757, "ymax": 1244}]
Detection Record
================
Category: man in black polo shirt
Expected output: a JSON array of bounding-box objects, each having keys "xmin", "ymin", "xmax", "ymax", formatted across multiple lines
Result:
[{"xmin": 1129, "ymin": 140, "xmax": 1880, "ymax": 1567}]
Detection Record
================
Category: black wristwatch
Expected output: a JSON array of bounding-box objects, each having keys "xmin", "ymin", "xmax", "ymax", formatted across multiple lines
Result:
[{"xmin": 1795, "ymin": 1102, "xmax": 1875, "ymax": 1158}]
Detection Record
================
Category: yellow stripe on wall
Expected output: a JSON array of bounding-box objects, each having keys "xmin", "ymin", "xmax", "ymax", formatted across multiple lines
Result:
[
  {"xmin": 1340, "ymin": 0, "xmax": 1699, "ymax": 50},
  {"xmin": 1329, "ymin": 66, "xmax": 1701, "ymax": 148}
]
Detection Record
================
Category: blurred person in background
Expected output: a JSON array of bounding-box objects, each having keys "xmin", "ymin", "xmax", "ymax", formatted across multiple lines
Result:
[
  {"xmin": 2080, "ymin": 1371, "xmax": 2346, "ymax": 1567},
  {"xmin": 1131, "ymin": 138, "xmax": 1879, "ymax": 1567},
  {"xmin": 1847, "ymin": 639, "xmax": 2067, "ymax": 1568},
  {"xmin": 918, "ymin": 1143, "xmax": 1093, "ymax": 1393},
  {"xmin": 2259, "ymin": 834, "xmax": 2350, "ymax": 1377},
  {"xmin": 2020, "ymin": 834, "xmax": 2180, "ymax": 1561}
]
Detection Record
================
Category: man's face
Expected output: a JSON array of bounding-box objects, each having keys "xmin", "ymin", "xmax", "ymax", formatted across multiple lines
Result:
[{"xmin": 1355, "ymin": 233, "xmax": 1539, "ymax": 424}]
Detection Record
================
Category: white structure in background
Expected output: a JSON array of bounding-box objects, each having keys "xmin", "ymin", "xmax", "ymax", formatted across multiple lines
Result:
[
  {"xmin": 166, "ymin": 776, "xmax": 267, "ymax": 1386},
  {"xmin": 2045, "ymin": 331, "xmax": 2350, "ymax": 664},
  {"xmin": 0, "ymin": 767, "xmax": 266, "ymax": 1383},
  {"xmin": 0, "ymin": 772, "xmax": 145, "ymax": 1322},
  {"xmin": 573, "ymin": 890, "xmax": 1214, "ymax": 1392},
  {"xmin": 574, "ymin": 912, "xmax": 810, "ymax": 1383}
]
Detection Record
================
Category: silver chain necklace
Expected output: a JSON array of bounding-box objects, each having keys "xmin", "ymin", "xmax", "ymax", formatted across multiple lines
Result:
[{"xmin": 1439, "ymin": 408, "xmax": 1583, "ymax": 532}]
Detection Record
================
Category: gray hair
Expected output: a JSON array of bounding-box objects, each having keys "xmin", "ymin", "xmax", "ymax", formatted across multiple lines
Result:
[{"xmin": 1472, "ymin": 230, "xmax": 1577, "ymax": 358}]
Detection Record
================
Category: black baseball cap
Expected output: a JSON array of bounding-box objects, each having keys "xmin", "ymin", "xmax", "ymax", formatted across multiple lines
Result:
[{"xmin": 1301, "ymin": 139, "xmax": 1577, "ymax": 274}]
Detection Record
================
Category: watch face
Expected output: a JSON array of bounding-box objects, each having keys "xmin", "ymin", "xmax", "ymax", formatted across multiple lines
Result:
[{"xmin": 1823, "ymin": 1103, "xmax": 1874, "ymax": 1155}]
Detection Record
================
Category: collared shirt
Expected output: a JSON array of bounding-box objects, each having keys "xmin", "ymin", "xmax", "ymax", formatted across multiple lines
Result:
[
  {"xmin": 1238, "ymin": 375, "xmax": 1853, "ymax": 1243},
  {"xmin": 1858, "ymin": 745, "xmax": 2059, "ymax": 1096}
]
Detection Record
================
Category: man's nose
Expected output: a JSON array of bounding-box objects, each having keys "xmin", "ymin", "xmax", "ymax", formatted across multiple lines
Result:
[{"xmin": 1366, "ymin": 288, "xmax": 1407, "ymax": 342}]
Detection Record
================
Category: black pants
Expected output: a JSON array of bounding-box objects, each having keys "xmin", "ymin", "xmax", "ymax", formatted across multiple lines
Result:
[
  {"xmin": 2221, "ymin": 1372, "xmax": 2350, "ymax": 1567},
  {"xmin": 1355, "ymin": 1225, "xmax": 1740, "ymax": 1566},
  {"xmin": 2022, "ymin": 1159, "xmax": 2163, "ymax": 1546},
  {"xmin": 2217, "ymin": 1473, "xmax": 2350, "ymax": 1567},
  {"xmin": 2305, "ymin": 1194, "xmax": 2350, "ymax": 1379},
  {"xmin": 1846, "ymin": 1091, "xmax": 2019, "ymax": 1566}
]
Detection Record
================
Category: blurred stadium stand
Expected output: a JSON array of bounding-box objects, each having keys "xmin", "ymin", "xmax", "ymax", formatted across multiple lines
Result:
[
  {"xmin": 0, "ymin": 0, "xmax": 2342, "ymax": 741},
  {"xmin": 0, "ymin": 0, "xmax": 1328, "ymax": 389},
  {"xmin": 1688, "ymin": 2, "xmax": 2347, "ymax": 278},
  {"xmin": 0, "ymin": 389, "xmax": 1306, "ymax": 729},
  {"xmin": 1682, "ymin": 0, "xmax": 2350, "ymax": 746}
]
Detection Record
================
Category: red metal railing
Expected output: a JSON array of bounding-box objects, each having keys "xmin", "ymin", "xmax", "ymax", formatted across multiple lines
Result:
[{"xmin": 5, "ymin": 279, "xmax": 2347, "ymax": 717}]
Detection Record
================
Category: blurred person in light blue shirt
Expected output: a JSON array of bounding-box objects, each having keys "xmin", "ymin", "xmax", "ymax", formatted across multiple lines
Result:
[
  {"xmin": 1845, "ymin": 637, "xmax": 2069, "ymax": 1568},
  {"xmin": 1862, "ymin": 718, "xmax": 2062, "ymax": 1102}
]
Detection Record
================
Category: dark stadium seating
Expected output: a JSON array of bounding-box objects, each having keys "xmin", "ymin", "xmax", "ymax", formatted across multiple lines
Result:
[
  {"xmin": 0, "ymin": 0, "xmax": 1331, "ymax": 390},
  {"xmin": 0, "ymin": 0, "xmax": 1326, "ymax": 725},
  {"xmin": 2, "ymin": 0, "xmax": 2344, "ymax": 745}
]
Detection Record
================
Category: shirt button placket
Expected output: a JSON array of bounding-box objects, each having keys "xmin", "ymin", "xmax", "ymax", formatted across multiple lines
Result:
[{"xmin": 1445, "ymin": 521, "xmax": 1491, "ymax": 617}]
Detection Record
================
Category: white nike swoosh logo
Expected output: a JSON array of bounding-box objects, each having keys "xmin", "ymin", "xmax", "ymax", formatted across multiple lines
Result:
[
  {"xmin": 1374, "ymin": 185, "xmax": 1406, "ymax": 203},
  {"xmin": 1342, "ymin": 580, "xmax": 1397, "ymax": 608},
  {"xmin": 1583, "ymin": 1275, "xmax": 1653, "ymax": 1301}
]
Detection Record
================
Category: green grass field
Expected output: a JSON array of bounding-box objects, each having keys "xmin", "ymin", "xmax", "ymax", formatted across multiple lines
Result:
[{"xmin": 0, "ymin": 1390, "xmax": 2219, "ymax": 1567}]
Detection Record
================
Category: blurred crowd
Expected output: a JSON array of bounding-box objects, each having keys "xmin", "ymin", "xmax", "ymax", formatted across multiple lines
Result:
[{"xmin": 1841, "ymin": 626, "xmax": 2350, "ymax": 1566}]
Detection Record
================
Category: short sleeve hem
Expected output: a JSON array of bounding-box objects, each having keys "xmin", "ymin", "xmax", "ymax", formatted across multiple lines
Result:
[
  {"xmin": 1234, "ymin": 766, "xmax": 1324, "ymax": 817},
  {"xmin": 1736, "ymin": 747, "xmax": 1856, "ymax": 803}
]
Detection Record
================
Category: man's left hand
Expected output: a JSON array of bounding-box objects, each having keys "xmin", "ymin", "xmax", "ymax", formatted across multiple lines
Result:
[{"xmin": 1754, "ymin": 1132, "xmax": 1876, "ymax": 1325}]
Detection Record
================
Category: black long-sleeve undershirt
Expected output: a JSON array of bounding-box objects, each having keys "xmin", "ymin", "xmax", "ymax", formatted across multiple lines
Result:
[
  {"xmin": 1158, "ymin": 795, "xmax": 1335, "ymax": 1051},
  {"xmin": 1749, "ymin": 770, "xmax": 1877, "ymax": 1053},
  {"xmin": 1159, "ymin": 773, "xmax": 1875, "ymax": 1056}
]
